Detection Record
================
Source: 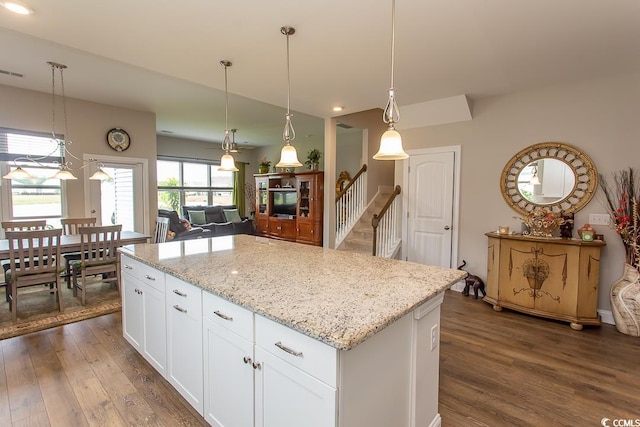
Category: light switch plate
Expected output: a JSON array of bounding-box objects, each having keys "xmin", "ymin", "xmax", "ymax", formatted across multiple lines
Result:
[{"xmin": 589, "ymin": 214, "xmax": 611, "ymax": 226}]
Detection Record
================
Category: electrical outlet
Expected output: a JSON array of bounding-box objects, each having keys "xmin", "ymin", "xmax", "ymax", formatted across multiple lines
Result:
[
  {"xmin": 430, "ymin": 324, "xmax": 439, "ymax": 351},
  {"xmin": 589, "ymin": 214, "xmax": 611, "ymax": 226}
]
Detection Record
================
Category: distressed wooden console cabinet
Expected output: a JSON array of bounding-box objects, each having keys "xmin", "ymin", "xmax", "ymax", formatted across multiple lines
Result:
[{"xmin": 484, "ymin": 232, "xmax": 605, "ymax": 330}]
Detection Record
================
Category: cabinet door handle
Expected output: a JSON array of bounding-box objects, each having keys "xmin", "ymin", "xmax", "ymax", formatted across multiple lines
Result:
[
  {"xmin": 214, "ymin": 310, "xmax": 233, "ymax": 321},
  {"xmin": 144, "ymin": 274, "xmax": 155, "ymax": 281},
  {"xmin": 135, "ymin": 288, "xmax": 141, "ymax": 294},
  {"xmin": 243, "ymin": 356, "xmax": 252, "ymax": 364},
  {"xmin": 252, "ymin": 362, "xmax": 262, "ymax": 370},
  {"xmin": 173, "ymin": 289, "xmax": 187, "ymax": 297},
  {"xmin": 173, "ymin": 305, "xmax": 187, "ymax": 313},
  {"xmin": 124, "ymin": 264, "xmax": 133, "ymax": 270},
  {"xmin": 275, "ymin": 341, "xmax": 303, "ymax": 357}
]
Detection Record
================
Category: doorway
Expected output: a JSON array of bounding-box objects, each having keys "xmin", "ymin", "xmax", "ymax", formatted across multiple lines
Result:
[
  {"xmin": 83, "ymin": 155, "xmax": 149, "ymax": 233},
  {"xmin": 402, "ymin": 146, "xmax": 460, "ymax": 271}
]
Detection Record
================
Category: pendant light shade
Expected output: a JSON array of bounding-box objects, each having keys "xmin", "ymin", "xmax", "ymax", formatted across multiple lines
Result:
[
  {"xmin": 2, "ymin": 166, "xmax": 33, "ymax": 180},
  {"xmin": 374, "ymin": 0, "xmax": 408, "ymax": 161},
  {"xmin": 373, "ymin": 128, "xmax": 407, "ymax": 160},
  {"xmin": 276, "ymin": 26, "xmax": 303, "ymax": 168},
  {"xmin": 218, "ymin": 60, "xmax": 239, "ymax": 172},
  {"xmin": 89, "ymin": 167, "xmax": 112, "ymax": 181},
  {"xmin": 51, "ymin": 167, "xmax": 78, "ymax": 180}
]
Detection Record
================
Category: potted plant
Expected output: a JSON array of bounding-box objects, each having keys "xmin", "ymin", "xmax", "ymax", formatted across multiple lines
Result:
[
  {"xmin": 258, "ymin": 157, "xmax": 271, "ymax": 174},
  {"xmin": 304, "ymin": 148, "xmax": 321, "ymax": 170}
]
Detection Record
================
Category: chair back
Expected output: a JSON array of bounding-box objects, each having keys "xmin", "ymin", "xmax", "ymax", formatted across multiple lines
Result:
[
  {"xmin": 78, "ymin": 225, "xmax": 122, "ymax": 266},
  {"xmin": 61, "ymin": 217, "xmax": 97, "ymax": 235},
  {"xmin": 154, "ymin": 217, "xmax": 170, "ymax": 243},
  {"xmin": 5, "ymin": 229, "xmax": 62, "ymax": 281},
  {"xmin": 2, "ymin": 220, "xmax": 47, "ymax": 231}
]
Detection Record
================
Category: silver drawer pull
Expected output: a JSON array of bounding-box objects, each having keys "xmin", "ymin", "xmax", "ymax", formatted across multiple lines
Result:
[
  {"xmin": 252, "ymin": 362, "xmax": 262, "ymax": 370},
  {"xmin": 275, "ymin": 341, "xmax": 303, "ymax": 357},
  {"xmin": 124, "ymin": 264, "xmax": 133, "ymax": 270},
  {"xmin": 144, "ymin": 274, "xmax": 155, "ymax": 281},
  {"xmin": 243, "ymin": 356, "xmax": 252, "ymax": 364},
  {"xmin": 214, "ymin": 310, "xmax": 233, "ymax": 321},
  {"xmin": 173, "ymin": 305, "xmax": 187, "ymax": 313},
  {"xmin": 173, "ymin": 289, "xmax": 187, "ymax": 297}
]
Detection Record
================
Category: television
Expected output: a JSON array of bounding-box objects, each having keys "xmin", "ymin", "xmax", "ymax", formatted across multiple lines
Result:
[{"xmin": 272, "ymin": 191, "xmax": 297, "ymax": 217}]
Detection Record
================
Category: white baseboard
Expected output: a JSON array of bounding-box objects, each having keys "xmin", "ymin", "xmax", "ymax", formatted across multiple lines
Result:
[
  {"xmin": 450, "ymin": 282, "xmax": 616, "ymax": 326},
  {"xmin": 598, "ymin": 309, "xmax": 615, "ymax": 325},
  {"xmin": 428, "ymin": 413, "xmax": 442, "ymax": 427},
  {"xmin": 449, "ymin": 280, "xmax": 465, "ymax": 292}
]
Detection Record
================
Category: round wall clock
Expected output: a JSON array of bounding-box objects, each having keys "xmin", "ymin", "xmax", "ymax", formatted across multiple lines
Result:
[{"xmin": 106, "ymin": 128, "xmax": 131, "ymax": 152}]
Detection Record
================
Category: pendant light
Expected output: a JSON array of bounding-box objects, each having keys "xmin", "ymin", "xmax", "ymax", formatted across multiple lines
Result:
[
  {"xmin": 373, "ymin": 0, "xmax": 409, "ymax": 160},
  {"xmin": 229, "ymin": 129, "xmax": 239, "ymax": 153},
  {"xmin": 276, "ymin": 26, "xmax": 303, "ymax": 168},
  {"xmin": 3, "ymin": 62, "xmax": 111, "ymax": 181},
  {"xmin": 218, "ymin": 60, "xmax": 239, "ymax": 172}
]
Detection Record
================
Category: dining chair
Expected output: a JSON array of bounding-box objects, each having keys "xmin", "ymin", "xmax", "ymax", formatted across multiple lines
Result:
[
  {"xmin": 2, "ymin": 219, "xmax": 48, "ymax": 302},
  {"xmin": 5, "ymin": 228, "xmax": 64, "ymax": 322},
  {"xmin": 154, "ymin": 217, "xmax": 170, "ymax": 243},
  {"xmin": 70, "ymin": 224, "xmax": 122, "ymax": 305},
  {"xmin": 60, "ymin": 217, "xmax": 97, "ymax": 288}
]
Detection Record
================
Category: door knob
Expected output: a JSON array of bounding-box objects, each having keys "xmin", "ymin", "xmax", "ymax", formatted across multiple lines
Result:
[{"xmin": 444, "ymin": 226, "xmax": 451, "ymax": 230}]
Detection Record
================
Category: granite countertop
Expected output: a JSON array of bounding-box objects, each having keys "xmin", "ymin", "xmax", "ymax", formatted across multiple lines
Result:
[{"xmin": 119, "ymin": 235, "xmax": 466, "ymax": 350}]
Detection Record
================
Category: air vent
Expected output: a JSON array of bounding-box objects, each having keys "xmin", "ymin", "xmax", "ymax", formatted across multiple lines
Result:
[
  {"xmin": 0, "ymin": 69, "xmax": 24, "ymax": 78},
  {"xmin": 336, "ymin": 122, "xmax": 352, "ymax": 129}
]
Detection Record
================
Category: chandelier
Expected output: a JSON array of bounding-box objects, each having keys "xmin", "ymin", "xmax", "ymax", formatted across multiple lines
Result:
[
  {"xmin": 373, "ymin": 0, "xmax": 409, "ymax": 160},
  {"xmin": 218, "ymin": 60, "xmax": 239, "ymax": 172},
  {"xmin": 3, "ymin": 62, "xmax": 110, "ymax": 181},
  {"xmin": 276, "ymin": 26, "xmax": 302, "ymax": 168}
]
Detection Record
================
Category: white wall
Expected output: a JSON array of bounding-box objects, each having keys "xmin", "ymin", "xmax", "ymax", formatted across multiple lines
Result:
[
  {"xmin": 398, "ymin": 71, "xmax": 640, "ymax": 312},
  {"xmin": 0, "ymin": 84, "xmax": 158, "ymax": 232}
]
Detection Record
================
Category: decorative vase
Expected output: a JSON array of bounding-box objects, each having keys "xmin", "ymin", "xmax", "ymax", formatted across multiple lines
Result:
[
  {"xmin": 258, "ymin": 165, "xmax": 269, "ymax": 174},
  {"xmin": 610, "ymin": 263, "xmax": 640, "ymax": 337}
]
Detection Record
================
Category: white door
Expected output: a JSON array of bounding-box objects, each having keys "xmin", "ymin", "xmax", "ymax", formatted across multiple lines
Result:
[
  {"xmin": 404, "ymin": 148, "xmax": 458, "ymax": 268},
  {"xmin": 84, "ymin": 156, "xmax": 147, "ymax": 232}
]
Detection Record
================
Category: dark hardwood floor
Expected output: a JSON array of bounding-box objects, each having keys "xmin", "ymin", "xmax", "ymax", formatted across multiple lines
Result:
[
  {"xmin": 0, "ymin": 290, "xmax": 638, "ymax": 426},
  {"xmin": 439, "ymin": 291, "xmax": 640, "ymax": 427}
]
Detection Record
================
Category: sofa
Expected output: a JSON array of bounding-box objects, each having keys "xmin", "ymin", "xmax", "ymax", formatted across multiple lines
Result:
[{"xmin": 157, "ymin": 205, "xmax": 254, "ymax": 242}]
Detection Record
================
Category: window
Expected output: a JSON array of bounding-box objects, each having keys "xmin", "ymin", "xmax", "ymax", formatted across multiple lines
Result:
[
  {"xmin": 0, "ymin": 127, "xmax": 65, "ymax": 225},
  {"xmin": 157, "ymin": 157, "xmax": 234, "ymax": 212}
]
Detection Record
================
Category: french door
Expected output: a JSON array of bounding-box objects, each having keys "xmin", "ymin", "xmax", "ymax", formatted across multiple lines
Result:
[{"xmin": 84, "ymin": 155, "xmax": 148, "ymax": 233}]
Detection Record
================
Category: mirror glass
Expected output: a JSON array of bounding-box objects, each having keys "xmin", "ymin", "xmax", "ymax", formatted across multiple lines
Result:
[
  {"xmin": 517, "ymin": 159, "xmax": 576, "ymax": 205},
  {"xmin": 501, "ymin": 142, "xmax": 597, "ymax": 216}
]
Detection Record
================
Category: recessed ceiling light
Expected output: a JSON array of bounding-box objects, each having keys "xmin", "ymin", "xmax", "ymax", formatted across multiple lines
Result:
[
  {"xmin": 0, "ymin": 1, "xmax": 34, "ymax": 15},
  {"xmin": 332, "ymin": 106, "xmax": 344, "ymax": 112}
]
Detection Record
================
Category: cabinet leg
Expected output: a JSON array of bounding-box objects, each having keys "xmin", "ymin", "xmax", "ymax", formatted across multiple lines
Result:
[
  {"xmin": 569, "ymin": 322, "xmax": 583, "ymax": 331},
  {"xmin": 492, "ymin": 305, "xmax": 502, "ymax": 312}
]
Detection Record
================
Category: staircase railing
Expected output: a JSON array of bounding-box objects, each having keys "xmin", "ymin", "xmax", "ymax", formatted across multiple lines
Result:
[
  {"xmin": 335, "ymin": 164, "xmax": 367, "ymax": 246},
  {"xmin": 372, "ymin": 185, "xmax": 402, "ymax": 257}
]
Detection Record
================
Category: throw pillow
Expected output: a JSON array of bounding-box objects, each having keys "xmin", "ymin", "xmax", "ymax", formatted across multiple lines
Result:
[
  {"xmin": 188, "ymin": 210, "xmax": 206, "ymax": 225},
  {"xmin": 223, "ymin": 208, "xmax": 242, "ymax": 223}
]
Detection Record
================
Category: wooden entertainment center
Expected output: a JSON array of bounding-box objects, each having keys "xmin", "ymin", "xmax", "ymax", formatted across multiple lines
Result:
[{"xmin": 254, "ymin": 171, "xmax": 324, "ymax": 246}]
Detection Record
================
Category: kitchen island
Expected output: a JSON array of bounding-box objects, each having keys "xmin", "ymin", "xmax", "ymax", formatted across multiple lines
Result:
[{"xmin": 119, "ymin": 234, "xmax": 465, "ymax": 427}]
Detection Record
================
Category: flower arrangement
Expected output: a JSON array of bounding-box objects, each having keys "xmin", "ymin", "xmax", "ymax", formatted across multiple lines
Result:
[
  {"xmin": 515, "ymin": 207, "xmax": 567, "ymax": 237},
  {"xmin": 598, "ymin": 168, "xmax": 639, "ymax": 271}
]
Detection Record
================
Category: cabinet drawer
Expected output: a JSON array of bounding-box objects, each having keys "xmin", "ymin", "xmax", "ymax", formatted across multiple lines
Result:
[
  {"xmin": 256, "ymin": 315, "xmax": 337, "ymax": 387},
  {"xmin": 166, "ymin": 275, "xmax": 202, "ymax": 315},
  {"xmin": 202, "ymin": 291, "xmax": 253, "ymax": 341},
  {"xmin": 121, "ymin": 256, "xmax": 165, "ymax": 293}
]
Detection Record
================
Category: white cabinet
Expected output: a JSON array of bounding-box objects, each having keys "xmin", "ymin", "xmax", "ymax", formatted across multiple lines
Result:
[
  {"xmin": 166, "ymin": 275, "xmax": 203, "ymax": 414},
  {"xmin": 121, "ymin": 256, "xmax": 166, "ymax": 375},
  {"xmin": 203, "ymin": 292, "xmax": 254, "ymax": 427},
  {"xmin": 255, "ymin": 347, "xmax": 336, "ymax": 427}
]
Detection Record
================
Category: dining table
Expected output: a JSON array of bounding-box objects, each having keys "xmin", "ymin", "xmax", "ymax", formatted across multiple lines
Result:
[{"xmin": 0, "ymin": 230, "xmax": 150, "ymax": 261}]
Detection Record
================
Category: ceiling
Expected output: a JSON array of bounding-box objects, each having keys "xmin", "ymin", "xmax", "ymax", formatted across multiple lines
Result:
[{"xmin": 1, "ymin": 0, "xmax": 640, "ymax": 148}]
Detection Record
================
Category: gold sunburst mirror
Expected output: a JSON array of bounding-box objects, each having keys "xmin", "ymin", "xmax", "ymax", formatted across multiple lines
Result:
[{"xmin": 500, "ymin": 142, "xmax": 597, "ymax": 216}]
